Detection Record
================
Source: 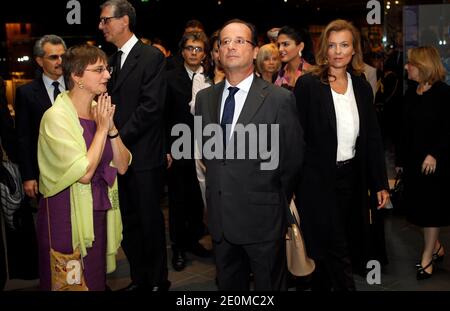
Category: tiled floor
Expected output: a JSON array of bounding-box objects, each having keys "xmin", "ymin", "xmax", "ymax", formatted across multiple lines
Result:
[
  {"xmin": 5, "ymin": 207, "xmax": 450, "ymax": 291},
  {"xmin": 4, "ymin": 151, "xmax": 450, "ymax": 291}
]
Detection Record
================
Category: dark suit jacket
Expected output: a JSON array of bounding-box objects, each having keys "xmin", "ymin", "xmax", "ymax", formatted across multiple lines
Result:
[
  {"xmin": 293, "ymin": 72, "xmax": 388, "ymax": 259},
  {"xmin": 108, "ymin": 40, "xmax": 166, "ymax": 170},
  {"xmin": 15, "ymin": 77, "xmax": 52, "ymax": 181},
  {"xmin": 195, "ymin": 75, "xmax": 304, "ymax": 244},
  {"xmin": 165, "ymin": 66, "xmax": 195, "ymax": 161}
]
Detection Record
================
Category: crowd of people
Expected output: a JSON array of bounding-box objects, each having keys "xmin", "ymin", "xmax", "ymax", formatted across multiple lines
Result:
[{"xmin": 0, "ymin": 0, "xmax": 449, "ymax": 291}]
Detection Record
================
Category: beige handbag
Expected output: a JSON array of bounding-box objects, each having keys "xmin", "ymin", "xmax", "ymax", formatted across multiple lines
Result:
[
  {"xmin": 286, "ymin": 199, "xmax": 315, "ymax": 277},
  {"xmin": 46, "ymin": 199, "xmax": 89, "ymax": 291}
]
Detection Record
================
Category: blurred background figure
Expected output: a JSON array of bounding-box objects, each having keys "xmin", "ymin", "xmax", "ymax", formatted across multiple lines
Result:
[
  {"xmin": 256, "ymin": 43, "xmax": 281, "ymax": 83},
  {"xmin": 266, "ymin": 27, "xmax": 281, "ymax": 44},
  {"xmin": 165, "ymin": 31, "xmax": 211, "ymax": 272},
  {"xmin": 397, "ymin": 46, "xmax": 450, "ymax": 280},
  {"xmin": 276, "ymin": 26, "xmax": 312, "ymax": 91}
]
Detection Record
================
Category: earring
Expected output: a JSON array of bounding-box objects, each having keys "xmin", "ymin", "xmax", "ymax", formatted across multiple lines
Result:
[
  {"xmin": 78, "ymin": 80, "xmax": 84, "ymax": 89},
  {"xmin": 298, "ymin": 50, "xmax": 302, "ymax": 58}
]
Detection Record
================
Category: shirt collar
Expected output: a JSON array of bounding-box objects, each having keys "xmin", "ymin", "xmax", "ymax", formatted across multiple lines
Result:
[
  {"xmin": 184, "ymin": 65, "xmax": 203, "ymax": 80},
  {"xmin": 118, "ymin": 34, "xmax": 139, "ymax": 56},
  {"xmin": 42, "ymin": 73, "xmax": 65, "ymax": 89},
  {"xmin": 224, "ymin": 73, "xmax": 254, "ymax": 93}
]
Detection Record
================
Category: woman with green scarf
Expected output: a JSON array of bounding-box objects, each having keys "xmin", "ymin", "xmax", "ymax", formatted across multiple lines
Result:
[{"xmin": 37, "ymin": 45, "xmax": 131, "ymax": 291}]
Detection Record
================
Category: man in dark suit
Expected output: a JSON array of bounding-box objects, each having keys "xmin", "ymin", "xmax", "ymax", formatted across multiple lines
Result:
[
  {"xmin": 15, "ymin": 35, "xmax": 66, "ymax": 199},
  {"xmin": 165, "ymin": 31, "xmax": 210, "ymax": 272},
  {"xmin": 195, "ymin": 19, "xmax": 304, "ymax": 290},
  {"xmin": 99, "ymin": 0, "xmax": 169, "ymax": 291}
]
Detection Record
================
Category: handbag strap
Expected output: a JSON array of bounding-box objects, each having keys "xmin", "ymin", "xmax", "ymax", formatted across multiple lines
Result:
[{"xmin": 46, "ymin": 198, "xmax": 52, "ymax": 250}]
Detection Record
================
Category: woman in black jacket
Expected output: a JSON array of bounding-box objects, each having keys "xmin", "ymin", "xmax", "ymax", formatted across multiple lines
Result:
[
  {"xmin": 293, "ymin": 20, "xmax": 389, "ymax": 291},
  {"xmin": 397, "ymin": 46, "xmax": 450, "ymax": 280}
]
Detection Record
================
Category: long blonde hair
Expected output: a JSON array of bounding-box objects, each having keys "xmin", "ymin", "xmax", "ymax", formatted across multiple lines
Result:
[
  {"xmin": 311, "ymin": 19, "xmax": 364, "ymax": 84},
  {"xmin": 407, "ymin": 46, "xmax": 446, "ymax": 84}
]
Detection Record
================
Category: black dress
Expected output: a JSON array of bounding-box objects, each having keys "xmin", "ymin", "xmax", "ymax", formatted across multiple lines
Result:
[{"xmin": 399, "ymin": 81, "xmax": 450, "ymax": 227}]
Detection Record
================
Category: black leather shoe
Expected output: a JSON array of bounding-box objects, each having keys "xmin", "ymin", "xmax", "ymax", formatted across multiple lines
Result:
[
  {"xmin": 432, "ymin": 244, "xmax": 445, "ymax": 263},
  {"xmin": 172, "ymin": 250, "xmax": 187, "ymax": 271},
  {"xmin": 416, "ymin": 261, "xmax": 433, "ymax": 280},
  {"xmin": 189, "ymin": 242, "xmax": 212, "ymax": 258},
  {"xmin": 120, "ymin": 282, "xmax": 147, "ymax": 291},
  {"xmin": 152, "ymin": 280, "xmax": 171, "ymax": 292}
]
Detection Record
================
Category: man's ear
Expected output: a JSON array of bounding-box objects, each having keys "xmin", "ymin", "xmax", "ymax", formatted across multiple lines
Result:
[{"xmin": 35, "ymin": 57, "xmax": 44, "ymax": 68}]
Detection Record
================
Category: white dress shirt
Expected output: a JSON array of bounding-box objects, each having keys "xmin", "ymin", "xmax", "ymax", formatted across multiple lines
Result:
[
  {"xmin": 117, "ymin": 34, "xmax": 139, "ymax": 68},
  {"xmin": 331, "ymin": 72, "xmax": 360, "ymax": 162},
  {"xmin": 42, "ymin": 74, "xmax": 65, "ymax": 105},
  {"xmin": 220, "ymin": 74, "xmax": 254, "ymax": 141}
]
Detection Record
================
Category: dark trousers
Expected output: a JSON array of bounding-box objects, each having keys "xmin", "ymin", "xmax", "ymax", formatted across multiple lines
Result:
[
  {"xmin": 214, "ymin": 236, "xmax": 287, "ymax": 291},
  {"xmin": 168, "ymin": 160, "xmax": 205, "ymax": 251},
  {"xmin": 118, "ymin": 166, "xmax": 168, "ymax": 287},
  {"xmin": 312, "ymin": 161, "xmax": 359, "ymax": 291}
]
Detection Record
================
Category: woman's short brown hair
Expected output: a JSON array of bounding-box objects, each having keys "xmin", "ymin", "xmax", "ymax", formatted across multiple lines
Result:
[
  {"xmin": 62, "ymin": 44, "xmax": 108, "ymax": 89},
  {"xmin": 407, "ymin": 46, "xmax": 446, "ymax": 84},
  {"xmin": 311, "ymin": 19, "xmax": 364, "ymax": 83}
]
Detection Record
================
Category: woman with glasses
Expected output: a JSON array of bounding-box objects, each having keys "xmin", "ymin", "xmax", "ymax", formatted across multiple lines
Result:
[
  {"xmin": 37, "ymin": 45, "xmax": 131, "ymax": 291},
  {"xmin": 397, "ymin": 46, "xmax": 450, "ymax": 280}
]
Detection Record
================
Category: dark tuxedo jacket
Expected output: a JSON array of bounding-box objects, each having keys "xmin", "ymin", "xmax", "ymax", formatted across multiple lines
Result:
[
  {"xmin": 293, "ymin": 72, "xmax": 388, "ymax": 259},
  {"xmin": 165, "ymin": 66, "xmax": 195, "ymax": 160},
  {"xmin": 15, "ymin": 77, "xmax": 52, "ymax": 181},
  {"xmin": 195, "ymin": 75, "xmax": 304, "ymax": 244},
  {"xmin": 108, "ymin": 40, "xmax": 166, "ymax": 170}
]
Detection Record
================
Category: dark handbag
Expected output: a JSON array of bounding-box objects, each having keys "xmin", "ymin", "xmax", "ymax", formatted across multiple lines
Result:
[{"xmin": 0, "ymin": 160, "xmax": 24, "ymax": 230}]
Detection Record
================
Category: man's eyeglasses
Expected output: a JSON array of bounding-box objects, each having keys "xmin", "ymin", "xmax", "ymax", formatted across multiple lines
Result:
[
  {"xmin": 183, "ymin": 46, "xmax": 204, "ymax": 53},
  {"xmin": 219, "ymin": 38, "xmax": 255, "ymax": 47},
  {"xmin": 99, "ymin": 16, "xmax": 122, "ymax": 25},
  {"xmin": 85, "ymin": 66, "xmax": 112, "ymax": 74}
]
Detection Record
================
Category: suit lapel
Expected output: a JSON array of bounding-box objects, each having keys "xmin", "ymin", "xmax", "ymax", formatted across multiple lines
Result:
[
  {"xmin": 112, "ymin": 41, "xmax": 141, "ymax": 93},
  {"xmin": 322, "ymin": 82, "xmax": 337, "ymax": 133},
  {"xmin": 235, "ymin": 76, "xmax": 266, "ymax": 126},
  {"xmin": 34, "ymin": 78, "xmax": 52, "ymax": 110},
  {"xmin": 351, "ymin": 74, "xmax": 365, "ymax": 135},
  {"xmin": 210, "ymin": 80, "xmax": 225, "ymax": 124}
]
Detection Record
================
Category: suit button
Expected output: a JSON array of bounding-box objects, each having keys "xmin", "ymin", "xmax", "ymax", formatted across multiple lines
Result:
[
  {"xmin": 222, "ymin": 160, "xmax": 226, "ymax": 166},
  {"xmin": 218, "ymin": 191, "xmax": 222, "ymax": 196}
]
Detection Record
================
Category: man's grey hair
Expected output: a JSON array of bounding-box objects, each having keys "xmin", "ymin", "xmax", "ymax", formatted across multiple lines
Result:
[
  {"xmin": 100, "ymin": 0, "xmax": 136, "ymax": 32},
  {"xmin": 33, "ymin": 35, "xmax": 66, "ymax": 57}
]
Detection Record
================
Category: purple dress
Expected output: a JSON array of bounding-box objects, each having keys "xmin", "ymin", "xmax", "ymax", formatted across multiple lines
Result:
[{"xmin": 37, "ymin": 118, "xmax": 117, "ymax": 291}]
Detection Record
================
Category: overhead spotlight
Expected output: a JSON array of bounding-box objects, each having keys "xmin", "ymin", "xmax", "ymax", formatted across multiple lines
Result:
[
  {"xmin": 23, "ymin": 56, "xmax": 29, "ymax": 61},
  {"xmin": 218, "ymin": 0, "xmax": 222, "ymax": 4},
  {"xmin": 395, "ymin": 1, "xmax": 399, "ymax": 4},
  {"xmin": 439, "ymin": 40, "xmax": 443, "ymax": 45}
]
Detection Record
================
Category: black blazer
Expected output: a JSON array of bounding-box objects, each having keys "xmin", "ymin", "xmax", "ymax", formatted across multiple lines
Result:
[
  {"xmin": 108, "ymin": 40, "xmax": 167, "ymax": 170},
  {"xmin": 164, "ymin": 66, "xmax": 194, "ymax": 158},
  {"xmin": 195, "ymin": 75, "xmax": 304, "ymax": 244},
  {"xmin": 15, "ymin": 77, "xmax": 52, "ymax": 181},
  {"xmin": 293, "ymin": 72, "xmax": 388, "ymax": 259}
]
